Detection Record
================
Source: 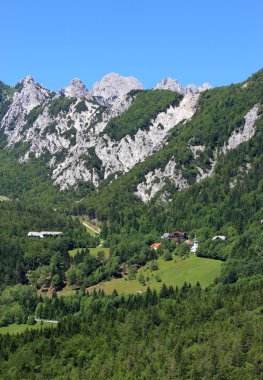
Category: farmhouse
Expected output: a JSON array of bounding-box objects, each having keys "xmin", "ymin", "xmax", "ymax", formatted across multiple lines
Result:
[
  {"xmin": 169, "ymin": 232, "xmax": 188, "ymax": 240},
  {"xmin": 212, "ymin": 235, "xmax": 226, "ymax": 241},
  {"xmin": 161, "ymin": 233, "xmax": 170, "ymax": 239},
  {"xmin": 190, "ymin": 239, "xmax": 198, "ymax": 254},
  {"xmin": 27, "ymin": 231, "xmax": 63, "ymax": 238},
  {"xmin": 150, "ymin": 243, "xmax": 162, "ymax": 251},
  {"xmin": 184, "ymin": 239, "xmax": 194, "ymax": 246}
]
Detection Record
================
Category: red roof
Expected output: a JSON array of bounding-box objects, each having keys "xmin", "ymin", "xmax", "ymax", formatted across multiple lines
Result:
[{"xmin": 150, "ymin": 243, "xmax": 162, "ymax": 249}]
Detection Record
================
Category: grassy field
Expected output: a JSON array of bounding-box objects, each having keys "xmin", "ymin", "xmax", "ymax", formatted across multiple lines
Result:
[
  {"xmin": 87, "ymin": 255, "xmax": 222, "ymax": 295},
  {"xmin": 0, "ymin": 322, "xmax": 53, "ymax": 335},
  {"xmin": 69, "ymin": 247, "xmax": 110, "ymax": 258}
]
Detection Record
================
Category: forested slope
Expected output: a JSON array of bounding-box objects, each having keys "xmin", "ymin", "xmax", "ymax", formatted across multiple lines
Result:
[
  {"xmin": 77, "ymin": 69, "xmax": 263, "ymax": 283},
  {"xmin": 0, "ymin": 278, "xmax": 262, "ymax": 379},
  {"xmin": 0, "ymin": 70, "xmax": 263, "ymax": 379}
]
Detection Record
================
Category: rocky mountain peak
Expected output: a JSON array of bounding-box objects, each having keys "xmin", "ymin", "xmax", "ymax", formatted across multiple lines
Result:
[
  {"xmin": 91, "ymin": 72, "xmax": 144, "ymax": 104},
  {"xmin": 60, "ymin": 78, "xmax": 89, "ymax": 98},
  {"xmin": 155, "ymin": 77, "xmax": 212, "ymax": 95},
  {"xmin": 14, "ymin": 76, "xmax": 50, "ymax": 109},
  {"xmin": 154, "ymin": 77, "xmax": 184, "ymax": 93},
  {"xmin": 198, "ymin": 82, "xmax": 213, "ymax": 92},
  {"xmin": 1, "ymin": 76, "xmax": 51, "ymax": 136},
  {"xmin": 20, "ymin": 75, "xmax": 35, "ymax": 86}
]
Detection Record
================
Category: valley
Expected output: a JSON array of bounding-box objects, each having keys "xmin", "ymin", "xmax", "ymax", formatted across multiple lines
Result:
[{"xmin": 0, "ymin": 68, "xmax": 262, "ymax": 379}]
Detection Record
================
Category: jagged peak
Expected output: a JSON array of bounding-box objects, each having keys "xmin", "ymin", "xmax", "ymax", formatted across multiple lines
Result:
[
  {"xmin": 60, "ymin": 78, "xmax": 89, "ymax": 98},
  {"xmin": 154, "ymin": 77, "xmax": 184, "ymax": 93},
  {"xmin": 19, "ymin": 75, "xmax": 35, "ymax": 86},
  {"xmin": 17, "ymin": 75, "xmax": 50, "ymax": 95},
  {"xmin": 91, "ymin": 72, "xmax": 144, "ymax": 104},
  {"xmin": 198, "ymin": 83, "xmax": 213, "ymax": 92},
  {"xmin": 155, "ymin": 77, "xmax": 213, "ymax": 95}
]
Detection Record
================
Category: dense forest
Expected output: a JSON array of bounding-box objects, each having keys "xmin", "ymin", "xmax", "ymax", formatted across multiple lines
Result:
[
  {"xmin": 0, "ymin": 70, "xmax": 262, "ymax": 378},
  {"xmin": 0, "ymin": 278, "xmax": 262, "ymax": 379}
]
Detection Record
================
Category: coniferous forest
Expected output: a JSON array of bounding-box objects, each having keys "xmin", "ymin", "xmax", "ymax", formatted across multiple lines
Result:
[{"xmin": 0, "ymin": 69, "xmax": 262, "ymax": 379}]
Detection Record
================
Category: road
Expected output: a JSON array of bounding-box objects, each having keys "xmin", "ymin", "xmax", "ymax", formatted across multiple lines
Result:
[{"xmin": 82, "ymin": 221, "xmax": 100, "ymax": 234}]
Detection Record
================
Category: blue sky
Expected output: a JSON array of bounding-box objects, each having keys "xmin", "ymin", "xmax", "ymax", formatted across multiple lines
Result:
[{"xmin": 1, "ymin": 0, "xmax": 262, "ymax": 90}]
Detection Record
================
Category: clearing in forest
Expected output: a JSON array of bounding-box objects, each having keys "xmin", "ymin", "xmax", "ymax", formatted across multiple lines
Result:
[{"xmin": 87, "ymin": 255, "xmax": 222, "ymax": 295}]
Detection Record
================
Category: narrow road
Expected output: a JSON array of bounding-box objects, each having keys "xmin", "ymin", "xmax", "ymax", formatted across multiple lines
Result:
[{"xmin": 82, "ymin": 221, "xmax": 100, "ymax": 234}]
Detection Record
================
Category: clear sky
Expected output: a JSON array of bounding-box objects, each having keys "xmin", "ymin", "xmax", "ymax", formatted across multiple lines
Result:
[{"xmin": 1, "ymin": 0, "xmax": 262, "ymax": 90}]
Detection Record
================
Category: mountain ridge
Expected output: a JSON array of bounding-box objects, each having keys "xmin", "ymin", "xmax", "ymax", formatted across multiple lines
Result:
[
  {"xmin": 0, "ymin": 73, "xmax": 204, "ymax": 189},
  {"xmin": 0, "ymin": 70, "xmax": 261, "ymax": 196}
]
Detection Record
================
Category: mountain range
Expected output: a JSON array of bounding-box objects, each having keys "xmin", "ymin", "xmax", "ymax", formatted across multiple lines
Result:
[
  {"xmin": 0, "ymin": 73, "xmax": 213, "ymax": 192},
  {"xmin": 0, "ymin": 69, "xmax": 263, "ymax": 378},
  {"xmin": 0, "ymin": 70, "xmax": 262, "ymax": 208}
]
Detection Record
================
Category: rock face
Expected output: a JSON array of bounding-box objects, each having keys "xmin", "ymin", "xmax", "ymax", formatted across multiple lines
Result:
[
  {"xmin": 223, "ymin": 105, "xmax": 259, "ymax": 152},
  {"xmin": 1, "ymin": 76, "xmax": 51, "ymax": 146},
  {"xmin": 135, "ymin": 159, "xmax": 188, "ymax": 203},
  {"xmin": 61, "ymin": 78, "xmax": 89, "ymax": 98},
  {"xmin": 155, "ymin": 77, "xmax": 212, "ymax": 95},
  {"xmin": 3, "ymin": 72, "xmax": 258, "ymax": 198},
  {"xmin": 94, "ymin": 93, "xmax": 199, "ymax": 179},
  {"xmin": 0, "ymin": 72, "xmax": 260, "ymax": 199},
  {"xmin": 91, "ymin": 73, "xmax": 144, "ymax": 104},
  {"xmin": 1, "ymin": 74, "xmax": 198, "ymax": 189},
  {"xmin": 135, "ymin": 104, "xmax": 259, "ymax": 202},
  {"xmin": 0, "ymin": 73, "xmax": 199, "ymax": 190}
]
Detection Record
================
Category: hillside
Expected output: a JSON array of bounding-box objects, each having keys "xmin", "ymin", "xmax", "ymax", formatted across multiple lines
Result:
[
  {"xmin": 0, "ymin": 73, "xmax": 208, "ymax": 189},
  {"xmin": 0, "ymin": 69, "xmax": 262, "ymax": 379}
]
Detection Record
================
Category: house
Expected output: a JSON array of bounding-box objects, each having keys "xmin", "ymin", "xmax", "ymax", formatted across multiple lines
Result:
[
  {"xmin": 190, "ymin": 239, "xmax": 198, "ymax": 254},
  {"xmin": 27, "ymin": 232, "xmax": 44, "ymax": 238},
  {"xmin": 169, "ymin": 232, "xmax": 188, "ymax": 240},
  {"xmin": 27, "ymin": 231, "xmax": 63, "ymax": 238},
  {"xmin": 212, "ymin": 235, "xmax": 226, "ymax": 241},
  {"xmin": 150, "ymin": 243, "xmax": 162, "ymax": 251},
  {"xmin": 161, "ymin": 233, "xmax": 170, "ymax": 239},
  {"xmin": 184, "ymin": 239, "xmax": 194, "ymax": 246}
]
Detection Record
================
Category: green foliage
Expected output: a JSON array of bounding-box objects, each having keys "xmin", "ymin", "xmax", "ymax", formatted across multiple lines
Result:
[
  {"xmin": 49, "ymin": 97, "xmax": 75, "ymax": 116},
  {"xmin": 138, "ymin": 272, "xmax": 146, "ymax": 285},
  {"xmin": 79, "ymin": 68, "xmax": 263, "ymax": 285},
  {"xmin": 0, "ymin": 70, "xmax": 263, "ymax": 379},
  {"xmin": 43, "ymin": 122, "xmax": 57, "ymax": 136},
  {"xmin": 62, "ymin": 127, "xmax": 77, "ymax": 145},
  {"xmin": 103, "ymin": 89, "xmax": 182, "ymax": 140},
  {"xmin": 75, "ymin": 100, "xmax": 88, "ymax": 113},
  {"xmin": 0, "ymin": 279, "xmax": 262, "ymax": 379},
  {"xmin": 0, "ymin": 81, "xmax": 15, "ymax": 121},
  {"xmin": 81, "ymin": 147, "xmax": 104, "ymax": 179},
  {"xmin": 26, "ymin": 105, "xmax": 43, "ymax": 125}
]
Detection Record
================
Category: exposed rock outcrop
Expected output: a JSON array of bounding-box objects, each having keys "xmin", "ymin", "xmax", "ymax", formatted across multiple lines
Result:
[
  {"xmin": 1, "ymin": 73, "xmax": 199, "ymax": 190},
  {"xmin": 155, "ymin": 77, "xmax": 212, "ymax": 95},
  {"xmin": 135, "ymin": 159, "xmax": 188, "ymax": 203},
  {"xmin": 91, "ymin": 73, "xmax": 144, "ymax": 104},
  {"xmin": 5, "ymin": 72, "xmax": 258, "ymax": 198},
  {"xmin": 60, "ymin": 78, "xmax": 89, "ymax": 98},
  {"xmin": 223, "ymin": 105, "xmax": 259, "ymax": 152},
  {"xmin": 2, "ymin": 76, "xmax": 51, "ymax": 146},
  {"xmin": 136, "ymin": 104, "xmax": 260, "ymax": 203}
]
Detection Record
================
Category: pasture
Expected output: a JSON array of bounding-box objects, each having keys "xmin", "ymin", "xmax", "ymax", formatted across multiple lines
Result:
[
  {"xmin": 0, "ymin": 322, "xmax": 53, "ymax": 335},
  {"xmin": 87, "ymin": 254, "xmax": 222, "ymax": 295}
]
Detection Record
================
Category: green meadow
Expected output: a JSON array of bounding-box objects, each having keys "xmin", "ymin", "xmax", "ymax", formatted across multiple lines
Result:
[
  {"xmin": 68, "ymin": 246, "xmax": 110, "ymax": 258},
  {"xmin": 87, "ymin": 255, "xmax": 222, "ymax": 295},
  {"xmin": 0, "ymin": 322, "xmax": 54, "ymax": 335}
]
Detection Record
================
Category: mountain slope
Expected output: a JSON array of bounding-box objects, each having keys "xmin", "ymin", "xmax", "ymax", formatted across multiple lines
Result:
[
  {"xmin": 76, "ymin": 69, "xmax": 263, "ymax": 282},
  {"xmin": 0, "ymin": 74, "xmax": 203, "ymax": 189}
]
